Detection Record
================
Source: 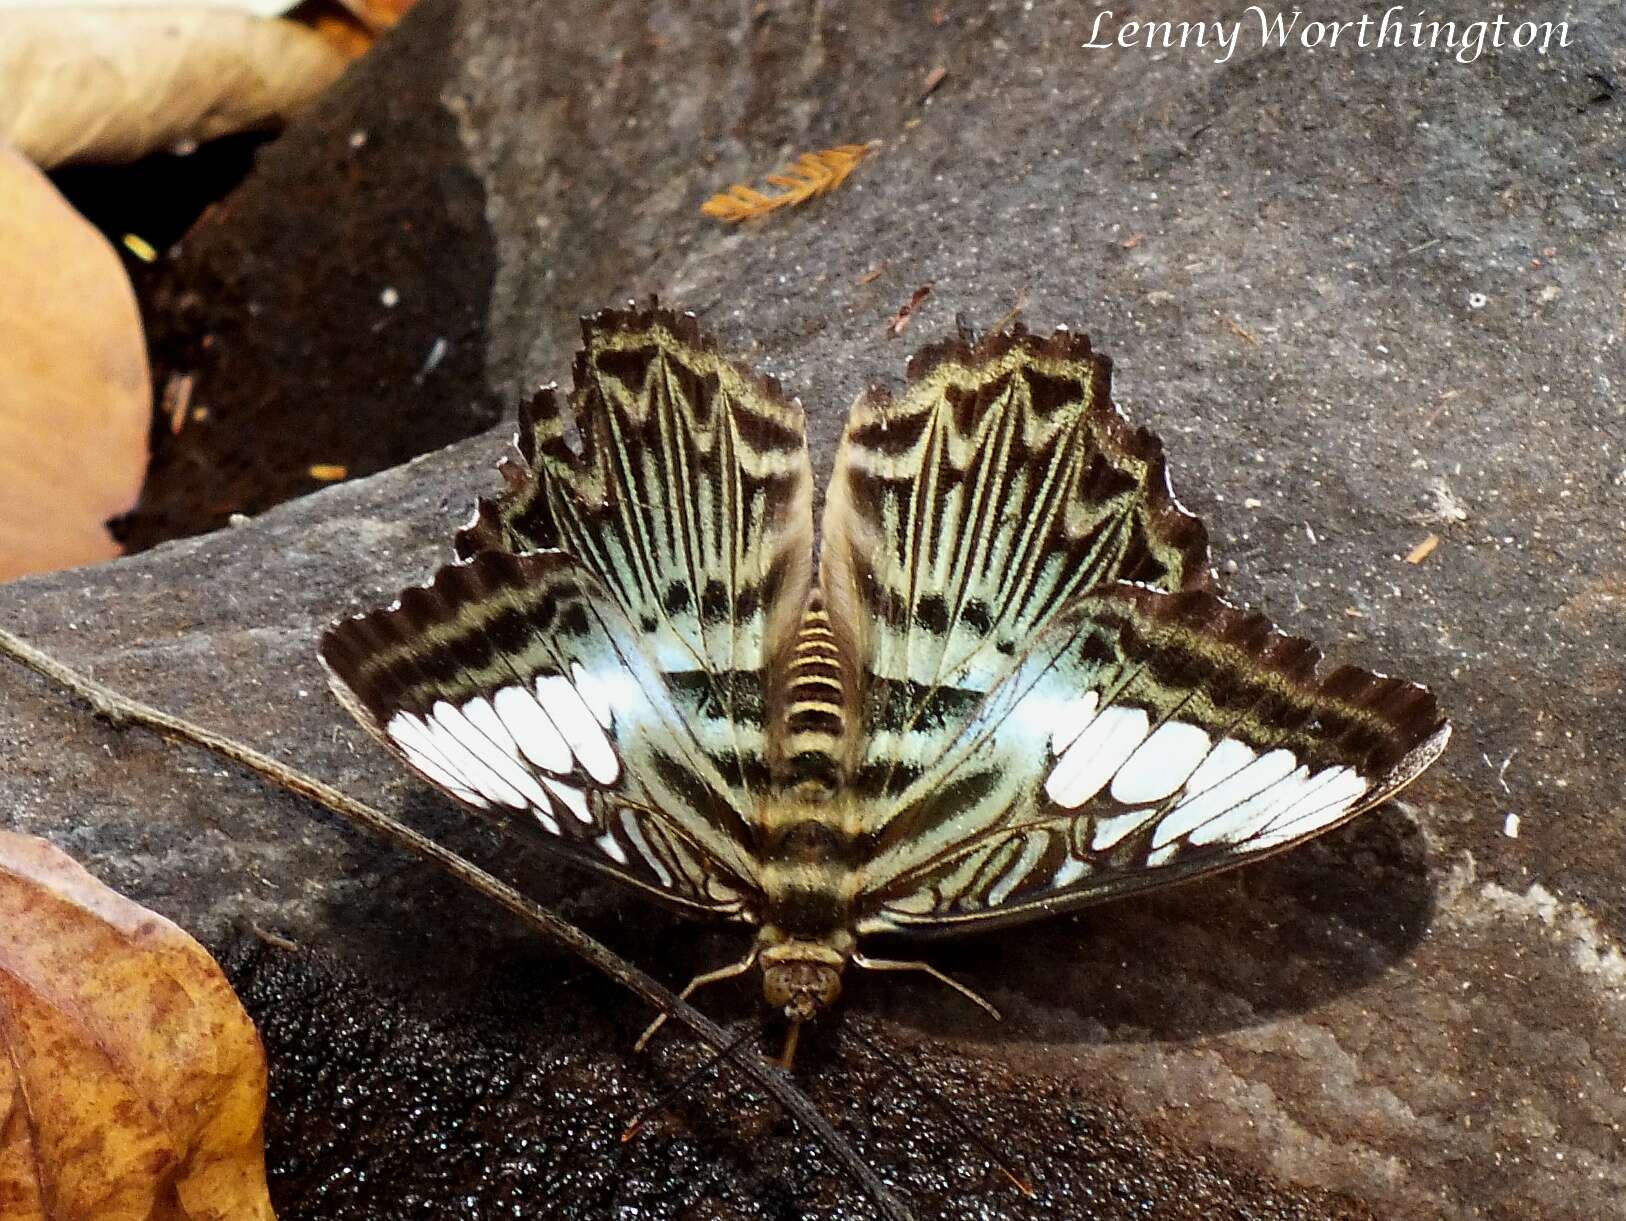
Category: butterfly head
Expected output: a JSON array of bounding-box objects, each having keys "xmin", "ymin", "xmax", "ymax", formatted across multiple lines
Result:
[{"xmin": 758, "ymin": 934, "xmax": 850, "ymax": 1024}]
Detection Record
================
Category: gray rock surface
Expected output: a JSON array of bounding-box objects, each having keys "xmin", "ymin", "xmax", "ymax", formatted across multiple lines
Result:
[{"xmin": 4, "ymin": 0, "xmax": 1624, "ymax": 1216}]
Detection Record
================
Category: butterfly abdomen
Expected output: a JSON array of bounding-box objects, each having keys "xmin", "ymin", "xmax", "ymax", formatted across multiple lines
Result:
[{"xmin": 774, "ymin": 594, "xmax": 852, "ymax": 796}]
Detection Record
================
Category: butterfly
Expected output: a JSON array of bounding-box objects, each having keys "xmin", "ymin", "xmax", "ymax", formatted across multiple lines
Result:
[{"xmin": 319, "ymin": 302, "xmax": 1450, "ymax": 1058}]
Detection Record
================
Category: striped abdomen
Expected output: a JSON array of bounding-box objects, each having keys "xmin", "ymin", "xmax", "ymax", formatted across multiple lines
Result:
[{"xmin": 775, "ymin": 594, "xmax": 851, "ymax": 795}]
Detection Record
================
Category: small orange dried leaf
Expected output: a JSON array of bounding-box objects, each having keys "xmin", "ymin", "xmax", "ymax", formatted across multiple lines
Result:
[
  {"xmin": 1406, "ymin": 533, "xmax": 1441, "ymax": 565},
  {"xmin": 0, "ymin": 832, "xmax": 274, "ymax": 1221},
  {"xmin": 701, "ymin": 143, "xmax": 872, "ymax": 223}
]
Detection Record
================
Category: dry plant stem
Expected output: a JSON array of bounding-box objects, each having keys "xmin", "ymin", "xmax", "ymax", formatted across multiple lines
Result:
[{"xmin": 0, "ymin": 626, "xmax": 912, "ymax": 1221}]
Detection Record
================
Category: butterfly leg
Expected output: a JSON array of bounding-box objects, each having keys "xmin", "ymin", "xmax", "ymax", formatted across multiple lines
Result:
[
  {"xmin": 634, "ymin": 948, "xmax": 760, "ymax": 1052},
  {"xmin": 851, "ymin": 953, "xmax": 1002, "ymax": 1021}
]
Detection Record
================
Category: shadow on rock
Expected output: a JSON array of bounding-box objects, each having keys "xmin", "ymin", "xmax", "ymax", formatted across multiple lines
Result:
[{"xmin": 850, "ymin": 802, "xmax": 1433, "ymax": 1046}]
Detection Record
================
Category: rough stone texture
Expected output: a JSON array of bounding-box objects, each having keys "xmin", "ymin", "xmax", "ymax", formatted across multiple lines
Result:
[{"xmin": 3, "ymin": 0, "xmax": 1624, "ymax": 1217}]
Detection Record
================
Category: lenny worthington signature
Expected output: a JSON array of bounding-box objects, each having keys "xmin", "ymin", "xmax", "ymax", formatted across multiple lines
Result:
[{"xmin": 1082, "ymin": 7, "xmax": 1575, "ymax": 66}]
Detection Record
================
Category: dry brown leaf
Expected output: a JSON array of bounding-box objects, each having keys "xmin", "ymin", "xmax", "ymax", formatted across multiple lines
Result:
[
  {"xmin": 1406, "ymin": 533, "xmax": 1441, "ymax": 565},
  {"xmin": 0, "ymin": 831, "xmax": 274, "ymax": 1221},
  {"xmin": 0, "ymin": 8, "xmax": 346, "ymax": 167},
  {"xmin": 701, "ymin": 143, "xmax": 871, "ymax": 223},
  {"xmin": 0, "ymin": 145, "xmax": 148, "ymax": 581}
]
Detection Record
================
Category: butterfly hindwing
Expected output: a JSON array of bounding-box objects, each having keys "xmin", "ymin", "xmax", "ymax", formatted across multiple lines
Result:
[
  {"xmin": 854, "ymin": 584, "xmax": 1449, "ymax": 932},
  {"xmin": 319, "ymin": 549, "xmax": 760, "ymax": 916}
]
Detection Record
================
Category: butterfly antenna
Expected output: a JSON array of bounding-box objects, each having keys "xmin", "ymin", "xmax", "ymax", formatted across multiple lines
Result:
[
  {"xmin": 840, "ymin": 1019, "xmax": 1035, "ymax": 1199},
  {"xmin": 622, "ymin": 1020, "xmax": 761, "ymax": 1143}
]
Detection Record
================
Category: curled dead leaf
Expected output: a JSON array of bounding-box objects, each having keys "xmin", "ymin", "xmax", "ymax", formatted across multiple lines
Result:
[
  {"xmin": 0, "ymin": 145, "xmax": 148, "ymax": 580},
  {"xmin": 0, "ymin": 831, "xmax": 274, "ymax": 1221},
  {"xmin": 0, "ymin": 8, "xmax": 346, "ymax": 167}
]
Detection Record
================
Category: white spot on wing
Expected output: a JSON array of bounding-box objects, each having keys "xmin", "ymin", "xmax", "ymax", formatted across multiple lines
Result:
[
  {"xmin": 1048, "ymin": 691, "xmax": 1100, "ymax": 756},
  {"xmin": 384, "ymin": 711, "xmax": 460, "ymax": 777},
  {"xmin": 1187, "ymin": 763, "xmax": 1313, "ymax": 848},
  {"xmin": 542, "ymin": 776, "xmax": 594, "ymax": 825},
  {"xmin": 619, "ymin": 808, "xmax": 672, "ymax": 887},
  {"xmin": 1153, "ymin": 747, "xmax": 1298, "ymax": 849},
  {"xmin": 493, "ymin": 683, "xmax": 573, "ymax": 774},
  {"xmin": 1091, "ymin": 808, "xmax": 1159, "ymax": 850},
  {"xmin": 459, "ymin": 696, "xmax": 553, "ymax": 809},
  {"xmin": 988, "ymin": 835, "xmax": 1047, "ymax": 906},
  {"xmin": 1053, "ymin": 856, "xmax": 1089, "ymax": 887},
  {"xmin": 595, "ymin": 833, "xmax": 628, "ymax": 865},
  {"xmin": 1183, "ymin": 736, "xmax": 1257, "ymax": 796},
  {"xmin": 1110, "ymin": 720, "xmax": 1212, "ymax": 804},
  {"xmin": 386, "ymin": 712, "xmax": 487, "ymax": 807},
  {"xmin": 1045, "ymin": 705, "xmax": 1150, "ymax": 808},
  {"xmin": 1146, "ymin": 842, "xmax": 1179, "ymax": 867},
  {"xmin": 429, "ymin": 701, "xmax": 527, "ymax": 808},
  {"xmin": 1252, "ymin": 767, "xmax": 1369, "ymax": 848},
  {"xmin": 536, "ymin": 675, "xmax": 621, "ymax": 784}
]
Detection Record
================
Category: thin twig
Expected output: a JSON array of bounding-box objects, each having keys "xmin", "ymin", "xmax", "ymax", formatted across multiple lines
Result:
[{"xmin": 0, "ymin": 626, "xmax": 911, "ymax": 1221}]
